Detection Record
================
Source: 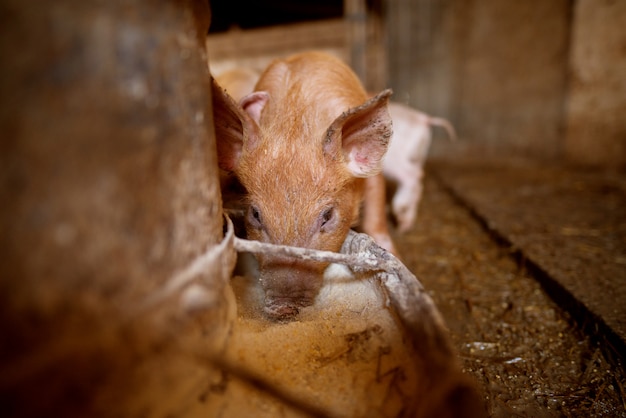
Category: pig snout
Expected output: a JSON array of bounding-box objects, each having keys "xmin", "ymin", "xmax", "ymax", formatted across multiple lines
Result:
[
  {"xmin": 243, "ymin": 188, "xmax": 356, "ymax": 321},
  {"xmin": 259, "ymin": 259, "xmax": 326, "ymax": 320}
]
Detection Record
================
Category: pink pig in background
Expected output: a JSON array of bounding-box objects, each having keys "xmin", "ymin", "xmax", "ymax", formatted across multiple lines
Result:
[
  {"xmin": 212, "ymin": 51, "xmax": 395, "ymax": 319},
  {"xmin": 383, "ymin": 102, "xmax": 457, "ymax": 233}
]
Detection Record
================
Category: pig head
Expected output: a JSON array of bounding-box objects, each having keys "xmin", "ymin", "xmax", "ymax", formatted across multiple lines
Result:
[{"xmin": 212, "ymin": 52, "xmax": 393, "ymax": 319}]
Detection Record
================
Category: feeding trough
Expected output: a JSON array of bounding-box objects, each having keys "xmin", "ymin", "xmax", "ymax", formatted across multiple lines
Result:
[{"xmin": 194, "ymin": 218, "xmax": 485, "ymax": 418}]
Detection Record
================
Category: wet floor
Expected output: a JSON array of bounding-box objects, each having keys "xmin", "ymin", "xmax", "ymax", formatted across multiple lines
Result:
[{"xmin": 392, "ymin": 169, "xmax": 626, "ymax": 417}]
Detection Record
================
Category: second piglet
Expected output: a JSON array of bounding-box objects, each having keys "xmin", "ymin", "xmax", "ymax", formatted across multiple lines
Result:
[
  {"xmin": 212, "ymin": 51, "xmax": 395, "ymax": 320},
  {"xmin": 384, "ymin": 102, "xmax": 457, "ymax": 233}
]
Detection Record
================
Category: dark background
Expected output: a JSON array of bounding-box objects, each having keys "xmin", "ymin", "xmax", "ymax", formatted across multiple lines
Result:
[{"xmin": 209, "ymin": 0, "xmax": 343, "ymax": 32}]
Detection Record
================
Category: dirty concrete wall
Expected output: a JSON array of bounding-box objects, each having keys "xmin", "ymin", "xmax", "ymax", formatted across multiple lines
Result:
[
  {"xmin": 565, "ymin": 0, "xmax": 626, "ymax": 168},
  {"xmin": 386, "ymin": 0, "xmax": 571, "ymax": 159},
  {"xmin": 0, "ymin": 1, "xmax": 234, "ymax": 416}
]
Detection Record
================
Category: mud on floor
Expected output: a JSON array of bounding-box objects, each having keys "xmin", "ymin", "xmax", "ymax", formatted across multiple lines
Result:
[{"xmin": 393, "ymin": 176, "xmax": 626, "ymax": 417}]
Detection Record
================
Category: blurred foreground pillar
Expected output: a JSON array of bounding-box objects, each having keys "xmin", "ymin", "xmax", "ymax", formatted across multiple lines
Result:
[{"xmin": 0, "ymin": 1, "xmax": 235, "ymax": 417}]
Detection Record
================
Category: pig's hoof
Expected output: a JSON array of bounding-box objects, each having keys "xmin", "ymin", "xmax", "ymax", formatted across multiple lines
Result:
[{"xmin": 264, "ymin": 303, "xmax": 300, "ymax": 321}]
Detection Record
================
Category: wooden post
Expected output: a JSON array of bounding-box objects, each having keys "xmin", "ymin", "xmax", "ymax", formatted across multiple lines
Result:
[
  {"xmin": 345, "ymin": 0, "xmax": 368, "ymax": 84},
  {"xmin": 0, "ymin": 1, "xmax": 236, "ymax": 416}
]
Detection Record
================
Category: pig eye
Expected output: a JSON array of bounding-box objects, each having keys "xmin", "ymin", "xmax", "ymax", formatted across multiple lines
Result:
[
  {"xmin": 248, "ymin": 205, "xmax": 263, "ymax": 228},
  {"xmin": 319, "ymin": 207, "xmax": 336, "ymax": 232}
]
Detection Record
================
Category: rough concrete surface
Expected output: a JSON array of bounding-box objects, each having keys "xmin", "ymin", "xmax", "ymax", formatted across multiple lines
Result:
[
  {"xmin": 433, "ymin": 158, "xmax": 626, "ymax": 351},
  {"xmin": 393, "ymin": 161, "xmax": 625, "ymax": 416}
]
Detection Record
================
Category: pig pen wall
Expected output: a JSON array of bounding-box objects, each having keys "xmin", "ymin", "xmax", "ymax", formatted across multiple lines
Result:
[
  {"xmin": 0, "ymin": 1, "xmax": 236, "ymax": 417},
  {"xmin": 207, "ymin": 0, "xmax": 625, "ymax": 168},
  {"xmin": 386, "ymin": 0, "xmax": 626, "ymax": 168},
  {"xmin": 206, "ymin": 18, "xmax": 349, "ymax": 77},
  {"xmin": 206, "ymin": 0, "xmax": 388, "ymax": 96}
]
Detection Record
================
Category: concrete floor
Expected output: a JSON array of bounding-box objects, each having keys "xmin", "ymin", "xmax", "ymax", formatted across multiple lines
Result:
[
  {"xmin": 392, "ymin": 159, "xmax": 626, "ymax": 417},
  {"xmin": 433, "ymin": 158, "xmax": 626, "ymax": 353}
]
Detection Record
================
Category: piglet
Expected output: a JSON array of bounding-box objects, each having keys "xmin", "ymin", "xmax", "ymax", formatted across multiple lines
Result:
[
  {"xmin": 212, "ymin": 51, "xmax": 395, "ymax": 320},
  {"xmin": 383, "ymin": 102, "xmax": 456, "ymax": 233}
]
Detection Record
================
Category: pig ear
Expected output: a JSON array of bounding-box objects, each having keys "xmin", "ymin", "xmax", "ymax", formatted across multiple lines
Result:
[
  {"xmin": 323, "ymin": 89, "xmax": 393, "ymax": 177},
  {"xmin": 211, "ymin": 77, "xmax": 263, "ymax": 171},
  {"xmin": 241, "ymin": 91, "xmax": 269, "ymax": 124}
]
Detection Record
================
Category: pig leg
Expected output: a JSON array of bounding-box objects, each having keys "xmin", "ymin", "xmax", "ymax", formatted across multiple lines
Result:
[
  {"xmin": 362, "ymin": 173, "xmax": 398, "ymax": 256},
  {"xmin": 392, "ymin": 166, "xmax": 423, "ymax": 234}
]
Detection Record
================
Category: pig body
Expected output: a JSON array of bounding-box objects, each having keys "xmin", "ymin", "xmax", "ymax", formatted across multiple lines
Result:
[
  {"xmin": 383, "ymin": 102, "xmax": 456, "ymax": 233},
  {"xmin": 212, "ymin": 52, "xmax": 395, "ymax": 319}
]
